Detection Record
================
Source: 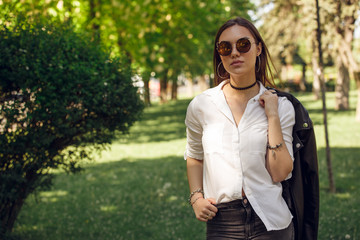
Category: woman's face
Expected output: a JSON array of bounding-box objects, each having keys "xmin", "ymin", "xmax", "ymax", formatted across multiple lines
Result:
[{"xmin": 218, "ymin": 25, "xmax": 261, "ymax": 79}]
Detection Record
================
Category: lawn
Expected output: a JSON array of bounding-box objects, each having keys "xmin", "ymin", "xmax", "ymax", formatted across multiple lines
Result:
[{"xmin": 12, "ymin": 90, "xmax": 360, "ymax": 240}]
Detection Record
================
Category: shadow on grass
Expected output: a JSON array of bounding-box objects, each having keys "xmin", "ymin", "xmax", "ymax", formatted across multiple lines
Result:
[
  {"xmin": 14, "ymin": 147, "xmax": 360, "ymax": 240},
  {"xmin": 13, "ymin": 95, "xmax": 360, "ymax": 240},
  {"xmin": 14, "ymin": 156, "xmax": 205, "ymax": 240},
  {"xmin": 115, "ymin": 99, "xmax": 191, "ymax": 144},
  {"xmin": 317, "ymin": 147, "xmax": 360, "ymax": 191},
  {"xmin": 317, "ymin": 147, "xmax": 360, "ymax": 240},
  {"xmin": 307, "ymin": 108, "xmax": 356, "ymax": 126}
]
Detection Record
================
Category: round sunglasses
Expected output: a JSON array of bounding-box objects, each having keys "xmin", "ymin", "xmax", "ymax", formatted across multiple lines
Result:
[{"xmin": 216, "ymin": 38, "xmax": 255, "ymax": 56}]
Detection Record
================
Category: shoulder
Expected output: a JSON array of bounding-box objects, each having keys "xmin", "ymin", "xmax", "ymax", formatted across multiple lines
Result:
[
  {"xmin": 277, "ymin": 94, "xmax": 295, "ymax": 122},
  {"xmin": 186, "ymin": 86, "xmax": 217, "ymax": 119},
  {"xmin": 278, "ymin": 95, "xmax": 295, "ymax": 111},
  {"xmin": 188, "ymin": 85, "xmax": 220, "ymax": 108}
]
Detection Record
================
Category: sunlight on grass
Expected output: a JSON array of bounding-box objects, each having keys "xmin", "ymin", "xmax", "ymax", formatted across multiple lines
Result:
[
  {"xmin": 97, "ymin": 139, "xmax": 186, "ymax": 163},
  {"xmin": 335, "ymin": 192, "xmax": 351, "ymax": 199},
  {"xmin": 13, "ymin": 92, "xmax": 360, "ymax": 240},
  {"xmin": 40, "ymin": 190, "xmax": 68, "ymax": 202},
  {"xmin": 100, "ymin": 205, "xmax": 118, "ymax": 212}
]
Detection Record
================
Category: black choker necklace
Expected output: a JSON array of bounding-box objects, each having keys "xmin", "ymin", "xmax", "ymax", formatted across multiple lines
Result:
[{"xmin": 229, "ymin": 81, "xmax": 257, "ymax": 90}]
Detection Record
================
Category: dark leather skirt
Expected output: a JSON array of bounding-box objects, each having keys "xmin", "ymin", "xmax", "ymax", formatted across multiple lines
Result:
[{"xmin": 206, "ymin": 198, "xmax": 294, "ymax": 240}]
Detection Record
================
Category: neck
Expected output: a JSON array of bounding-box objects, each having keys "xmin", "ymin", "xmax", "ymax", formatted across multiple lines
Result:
[
  {"xmin": 230, "ymin": 74, "xmax": 257, "ymax": 89},
  {"xmin": 229, "ymin": 80, "xmax": 257, "ymax": 91},
  {"xmin": 224, "ymin": 76, "xmax": 259, "ymax": 99}
]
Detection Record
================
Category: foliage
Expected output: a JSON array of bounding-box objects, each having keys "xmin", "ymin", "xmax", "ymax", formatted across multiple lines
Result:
[
  {"xmin": 9, "ymin": 92, "xmax": 360, "ymax": 240},
  {"xmin": 0, "ymin": 0, "xmax": 255, "ymax": 102},
  {"xmin": 0, "ymin": 17, "xmax": 143, "ymax": 235}
]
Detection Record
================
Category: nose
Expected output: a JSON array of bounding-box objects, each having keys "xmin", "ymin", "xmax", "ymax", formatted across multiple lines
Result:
[{"xmin": 230, "ymin": 43, "xmax": 240, "ymax": 57}]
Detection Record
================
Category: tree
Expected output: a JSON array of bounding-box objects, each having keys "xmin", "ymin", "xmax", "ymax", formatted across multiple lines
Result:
[
  {"xmin": 105, "ymin": 0, "xmax": 254, "ymax": 103},
  {"xmin": 260, "ymin": 0, "xmax": 360, "ymax": 119},
  {"xmin": 259, "ymin": 0, "xmax": 308, "ymax": 85},
  {"xmin": 328, "ymin": 0, "xmax": 360, "ymax": 115},
  {"xmin": 259, "ymin": 0, "xmax": 336, "ymax": 192},
  {"xmin": 1, "ymin": 0, "xmax": 255, "ymax": 104},
  {"xmin": 315, "ymin": 0, "xmax": 336, "ymax": 193},
  {"xmin": 0, "ymin": 18, "xmax": 143, "ymax": 236}
]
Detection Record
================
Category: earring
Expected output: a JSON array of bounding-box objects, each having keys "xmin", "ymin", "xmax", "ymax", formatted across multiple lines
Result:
[
  {"xmin": 256, "ymin": 55, "xmax": 261, "ymax": 72},
  {"xmin": 217, "ymin": 62, "xmax": 228, "ymax": 79}
]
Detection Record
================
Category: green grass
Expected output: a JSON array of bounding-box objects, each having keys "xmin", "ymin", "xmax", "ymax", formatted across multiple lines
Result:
[{"xmin": 12, "ymin": 92, "xmax": 360, "ymax": 240}]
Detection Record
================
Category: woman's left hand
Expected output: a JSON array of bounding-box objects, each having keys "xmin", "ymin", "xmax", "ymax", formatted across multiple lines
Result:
[{"xmin": 259, "ymin": 90, "xmax": 279, "ymax": 118}]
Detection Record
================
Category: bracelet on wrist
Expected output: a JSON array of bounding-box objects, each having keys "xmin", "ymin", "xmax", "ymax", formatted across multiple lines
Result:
[
  {"xmin": 267, "ymin": 142, "xmax": 283, "ymax": 150},
  {"xmin": 191, "ymin": 196, "xmax": 203, "ymax": 206},
  {"xmin": 267, "ymin": 142, "xmax": 283, "ymax": 158},
  {"xmin": 188, "ymin": 188, "xmax": 204, "ymax": 205}
]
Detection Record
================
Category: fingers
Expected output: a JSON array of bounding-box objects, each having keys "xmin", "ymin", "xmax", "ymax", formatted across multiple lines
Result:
[
  {"xmin": 204, "ymin": 210, "xmax": 215, "ymax": 221},
  {"xmin": 259, "ymin": 90, "xmax": 278, "ymax": 105},
  {"xmin": 207, "ymin": 198, "xmax": 218, "ymax": 213},
  {"xmin": 263, "ymin": 89, "xmax": 277, "ymax": 95},
  {"xmin": 200, "ymin": 209, "xmax": 216, "ymax": 222},
  {"xmin": 194, "ymin": 198, "xmax": 218, "ymax": 222},
  {"xmin": 269, "ymin": 89, "xmax": 277, "ymax": 94}
]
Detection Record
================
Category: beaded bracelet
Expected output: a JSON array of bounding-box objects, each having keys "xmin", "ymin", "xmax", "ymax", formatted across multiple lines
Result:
[
  {"xmin": 191, "ymin": 196, "xmax": 203, "ymax": 206},
  {"xmin": 267, "ymin": 142, "xmax": 283, "ymax": 150},
  {"xmin": 267, "ymin": 142, "xmax": 283, "ymax": 158},
  {"xmin": 188, "ymin": 188, "xmax": 204, "ymax": 205}
]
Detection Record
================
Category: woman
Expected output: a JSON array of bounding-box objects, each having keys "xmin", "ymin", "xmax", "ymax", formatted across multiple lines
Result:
[{"xmin": 185, "ymin": 17, "xmax": 295, "ymax": 239}]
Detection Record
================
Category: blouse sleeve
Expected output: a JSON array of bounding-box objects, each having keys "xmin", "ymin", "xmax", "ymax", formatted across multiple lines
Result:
[
  {"xmin": 184, "ymin": 97, "xmax": 204, "ymax": 160},
  {"xmin": 278, "ymin": 97, "xmax": 296, "ymax": 179}
]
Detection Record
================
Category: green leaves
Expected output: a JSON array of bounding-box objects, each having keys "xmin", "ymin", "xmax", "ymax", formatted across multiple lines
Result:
[{"xmin": 0, "ymin": 17, "xmax": 143, "ymax": 234}]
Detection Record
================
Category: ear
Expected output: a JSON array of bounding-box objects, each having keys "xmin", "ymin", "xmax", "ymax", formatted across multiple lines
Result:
[{"xmin": 257, "ymin": 42, "xmax": 262, "ymax": 56}]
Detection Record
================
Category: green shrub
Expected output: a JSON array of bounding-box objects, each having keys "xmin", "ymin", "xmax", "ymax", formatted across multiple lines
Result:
[{"xmin": 0, "ymin": 19, "xmax": 143, "ymax": 236}]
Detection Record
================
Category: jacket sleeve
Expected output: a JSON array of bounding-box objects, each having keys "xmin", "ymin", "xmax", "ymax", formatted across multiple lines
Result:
[
  {"xmin": 275, "ymin": 89, "xmax": 319, "ymax": 240},
  {"xmin": 298, "ymin": 119, "xmax": 319, "ymax": 240}
]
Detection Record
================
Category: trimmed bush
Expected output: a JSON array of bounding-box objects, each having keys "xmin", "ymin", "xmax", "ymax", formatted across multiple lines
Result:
[{"xmin": 0, "ymin": 19, "xmax": 143, "ymax": 236}]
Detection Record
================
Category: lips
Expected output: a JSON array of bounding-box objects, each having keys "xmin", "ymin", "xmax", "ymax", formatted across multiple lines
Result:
[{"xmin": 230, "ymin": 60, "xmax": 244, "ymax": 65}]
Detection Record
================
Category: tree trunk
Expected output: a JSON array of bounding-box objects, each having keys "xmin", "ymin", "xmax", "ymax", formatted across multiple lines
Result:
[
  {"xmin": 1, "ymin": 197, "xmax": 25, "ymax": 236},
  {"xmin": 89, "ymin": 0, "xmax": 100, "ymax": 43},
  {"xmin": 354, "ymin": 72, "xmax": 360, "ymax": 121},
  {"xmin": 171, "ymin": 78, "xmax": 178, "ymax": 100},
  {"xmin": 160, "ymin": 69, "xmax": 169, "ymax": 103},
  {"xmin": 312, "ymin": 34, "xmax": 321, "ymax": 100},
  {"xmin": 335, "ymin": 54, "xmax": 350, "ymax": 110},
  {"xmin": 143, "ymin": 74, "xmax": 151, "ymax": 106},
  {"xmin": 299, "ymin": 63, "xmax": 307, "ymax": 92},
  {"xmin": 332, "ymin": 0, "xmax": 359, "ymax": 119},
  {"xmin": 315, "ymin": 0, "xmax": 335, "ymax": 193}
]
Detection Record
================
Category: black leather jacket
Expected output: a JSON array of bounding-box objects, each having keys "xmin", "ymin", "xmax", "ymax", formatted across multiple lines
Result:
[{"xmin": 274, "ymin": 90, "xmax": 319, "ymax": 240}]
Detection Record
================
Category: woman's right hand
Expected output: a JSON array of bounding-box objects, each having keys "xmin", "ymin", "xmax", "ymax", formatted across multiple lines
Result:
[{"xmin": 192, "ymin": 198, "xmax": 218, "ymax": 222}]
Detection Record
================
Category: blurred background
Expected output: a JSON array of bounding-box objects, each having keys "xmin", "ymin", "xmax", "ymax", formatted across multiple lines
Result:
[
  {"xmin": 2, "ymin": 0, "xmax": 359, "ymax": 107},
  {"xmin": 1, "ymin": 0, "xmax": 360, "ymax": 239}
]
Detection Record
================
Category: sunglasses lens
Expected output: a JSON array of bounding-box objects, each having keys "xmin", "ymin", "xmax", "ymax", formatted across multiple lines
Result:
[
  {"xmin": 217, "ymin": 41, "xmax": 232, "ymax": 56},
  {"xmin": 236, "ymin": 38, "xmax": 251, "ymax": 53}
]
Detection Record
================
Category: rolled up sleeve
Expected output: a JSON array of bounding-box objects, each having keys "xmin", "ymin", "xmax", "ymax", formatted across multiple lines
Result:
[{"xmin": 184, "ymin": 98, "xmax": 204, "ymax": 160}]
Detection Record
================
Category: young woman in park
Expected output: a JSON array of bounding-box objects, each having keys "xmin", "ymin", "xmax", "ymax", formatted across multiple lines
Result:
[{"xmin": 184, "ymin": 17, "xmax": 299, "ymax": 239}]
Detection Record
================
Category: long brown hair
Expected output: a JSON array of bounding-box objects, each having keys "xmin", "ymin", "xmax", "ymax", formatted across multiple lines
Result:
[{"xmin": 213, "ymin": 17, "xmax": 276, "ymax": 88}]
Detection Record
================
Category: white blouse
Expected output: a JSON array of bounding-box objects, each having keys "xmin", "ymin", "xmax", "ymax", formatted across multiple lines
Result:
[{"xmin": 184, "ymin": 81, "xmax": 295, "ymax": 231}]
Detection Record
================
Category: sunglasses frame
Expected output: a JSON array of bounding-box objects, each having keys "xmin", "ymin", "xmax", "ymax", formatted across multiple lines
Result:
[{"xmin": 216, "ymin": 37, "xmax": 256, "ymax": 56}]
